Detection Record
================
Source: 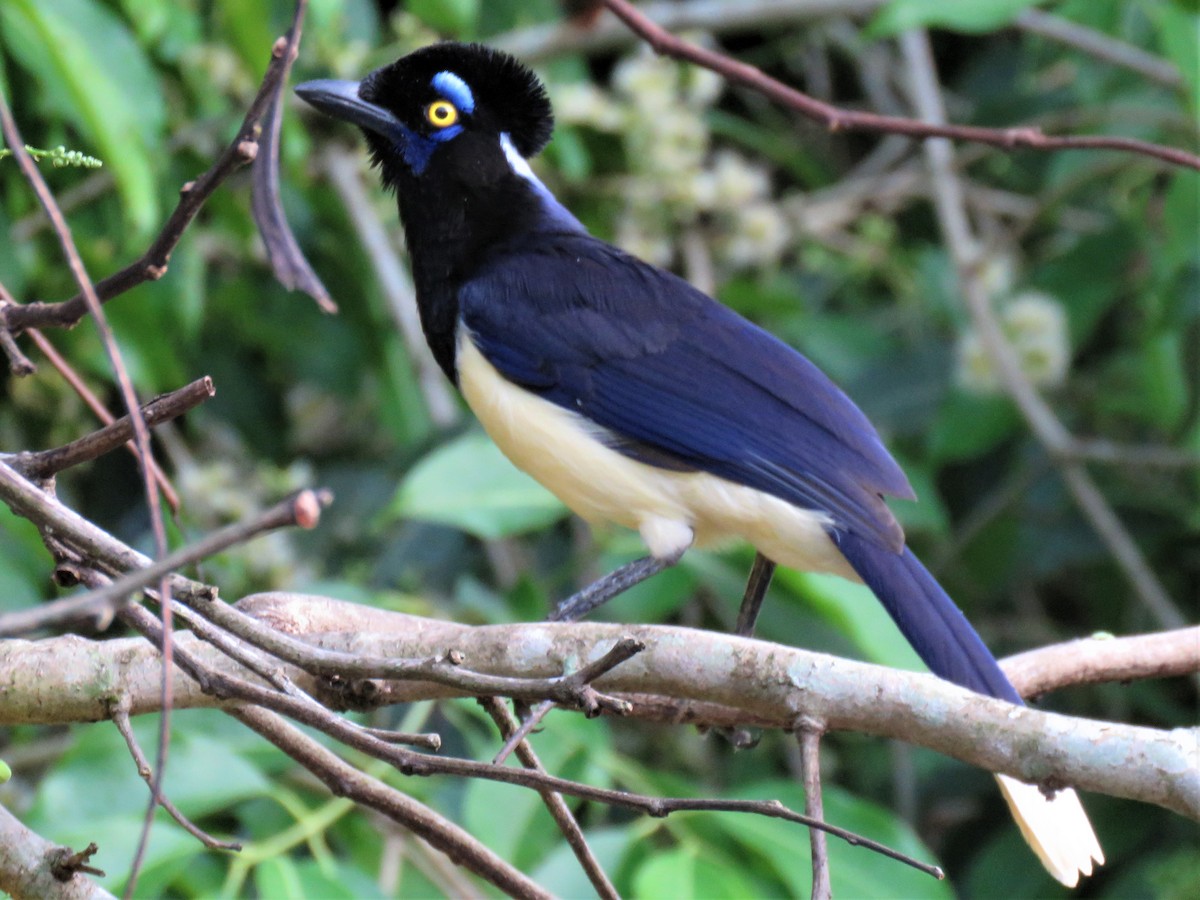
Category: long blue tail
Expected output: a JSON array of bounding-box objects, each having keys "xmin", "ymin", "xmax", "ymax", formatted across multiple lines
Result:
[{"xmin": 833, "ymin": 530, "xmax": 1022, "ymax": 705}]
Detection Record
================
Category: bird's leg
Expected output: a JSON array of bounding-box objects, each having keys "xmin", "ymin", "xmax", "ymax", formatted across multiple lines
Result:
[
  {"xmin": 718, "ymin": 552, "xmax": 777, "ymax": 749},
  {"xmin": 548, "ymin": 552, "xmax": 681, "ymax": 623},
  {"xmin": 735, "ymin": 552, "xmax": 776, "ymax": 637}
]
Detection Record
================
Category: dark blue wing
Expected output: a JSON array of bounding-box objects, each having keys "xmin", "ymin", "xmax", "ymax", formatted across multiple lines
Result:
[{"xmin": 459, "ymin": 234, "xmax": 914, "ymax": 550}]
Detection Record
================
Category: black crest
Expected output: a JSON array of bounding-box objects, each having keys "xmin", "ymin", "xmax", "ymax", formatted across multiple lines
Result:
[{"xmin": 360, "ymin": 42, "xmax": 554, "ymax": 157}]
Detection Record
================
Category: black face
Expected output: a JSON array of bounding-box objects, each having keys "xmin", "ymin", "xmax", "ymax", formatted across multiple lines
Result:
[{"xmin": 295, "ymin": 42, "xmax": 553, "ymax": 193}]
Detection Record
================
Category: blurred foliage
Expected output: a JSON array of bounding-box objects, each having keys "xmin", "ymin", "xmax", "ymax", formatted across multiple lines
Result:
[{"xmin": 1, "ymin": 0, "xmax": 1198, "ymax": 896}]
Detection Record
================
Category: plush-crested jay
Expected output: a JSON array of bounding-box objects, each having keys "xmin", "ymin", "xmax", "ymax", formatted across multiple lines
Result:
[{"xmin": 296, "ymin": 42, "xmax": 1103, "ymax": 886}]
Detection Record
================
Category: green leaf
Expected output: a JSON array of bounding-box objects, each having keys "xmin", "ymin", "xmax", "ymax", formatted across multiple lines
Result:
[
  {"xmin": 0, "ymin": 0, "xmax": 163, "ymax": 235},
  {"xmin": 254, "ymin": 858, "xmax": 306, "ymax": 900},
  {"xmin": 407, "ymin": 0, "xmax": 481, "ymax": 37},
  {"xmin": 0, "ymin": 504, "xmax": 51, "ymax": 612},
  {"xmin": 869, "ymin": 0, "xmax": 1046, "ymax": 37},
  {"xmin": 532, "ymin": 828, "xmax": 633, "ymax": 898},
  {"xmin": 1163, "ymin": 172, "xmax": 1200, "ymax": 274},
  {"xmin": 1140, "ymin": 331, "xmax": 1189, "ymax": 429},
  {"xmin": 928, "ymin": 391, "xmax": 1020, "ymax": 462},
  {"xmin": 1151, "ymin": 4, "xmax": 1200, "ymax": 113},
  {"xmin": 632, "ymin": 846, "xmax": 760, "ymax": 899},
  {"xmin": 389, "ymin": 430, "xmax": 569, "ymax": 539}
]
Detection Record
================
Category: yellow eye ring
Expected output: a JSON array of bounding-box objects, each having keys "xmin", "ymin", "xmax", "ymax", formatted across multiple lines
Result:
[{"xmin": 426, "ymin": 100, "xmax": 459, "ymax": 128}]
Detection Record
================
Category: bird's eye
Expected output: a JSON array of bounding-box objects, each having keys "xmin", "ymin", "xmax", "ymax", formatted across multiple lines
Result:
[{"xmin": 425, "ymin": 100, "xmax": 459, "ymax": 128}]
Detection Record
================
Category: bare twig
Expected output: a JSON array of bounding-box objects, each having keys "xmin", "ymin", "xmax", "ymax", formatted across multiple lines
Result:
[
  {"xmin": 0, "ymin": 294, "xmax": 36, "ymax": 374},
  {"xmin": 6, "ymin": 377, "xmax": 215, "ymax": 482},
  {"xmin": 1060, "ymin": 438, "xmax": 1200, "ymax": 470},
  {"xmin": 110, "ymin": 700, "xmax": 242, "ymax": 851},
  {"xmin": 0, "ymin": 804, "xmax": 113, "ymax": 899},
  {"xmin": 359, "ymin": 726, "xmax": 443, "ymax": 751},
  {"xmin": 116, "ymin": 602, "xmax": 944, "ymax": 877},
  {"xmin": 0, "ymin": 474, "xmax": 329, "ymax": 637},
  {"xmin": 11, "ymin": 323, "xmax": 180, "ymax": 509},
  {"xmin": 6, "ymin": 599, "xmax": 1196, "ymax": 815},
  {"xmin": 599, "ymin": 0, "xmax": 1200, "ymax": 170},
  {"xmin": 499, "ymin": 0, "xmax": 886, "ymax": 61},
  {"xmin": 480, "ymin": 697, "xmax": 619, "ymax": 900},
  {"xmin": 492, "ymin": 700, "xmax": 556, "ymax": 765},
  {"xmin": 796, "ymin": 719, "xmax": 832, "ymax": 900}
]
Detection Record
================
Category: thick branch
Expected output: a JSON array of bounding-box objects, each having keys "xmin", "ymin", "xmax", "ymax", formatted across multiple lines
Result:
[
  {"xmin": 2, "ymin": 600, "xmax": 1195, "ymax": 820},
  {"xmin": 1004, "ymin": 628, "xmax": 1200, "ymax": 698}
]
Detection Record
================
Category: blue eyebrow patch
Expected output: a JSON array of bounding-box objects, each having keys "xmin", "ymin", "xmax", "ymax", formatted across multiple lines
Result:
[{"xmin": 432, "ymin": 71, "xmax": 475, "ymax": 113}]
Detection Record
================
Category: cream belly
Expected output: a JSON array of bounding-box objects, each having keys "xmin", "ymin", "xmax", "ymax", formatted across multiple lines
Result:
[{"xmin": 456, "ymin": 331, "xmax": 858, "ymax": 580}]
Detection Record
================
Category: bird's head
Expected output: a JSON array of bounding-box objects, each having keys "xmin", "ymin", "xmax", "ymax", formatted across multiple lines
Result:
[{"xmin": 295, "ymin": 42, "xmax": 554, "ymax": 194}]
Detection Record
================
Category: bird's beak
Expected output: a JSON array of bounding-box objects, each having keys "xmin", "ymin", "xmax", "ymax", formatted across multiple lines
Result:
[{"xmin": 294, "ymin": 79, "xmax": 403, "ymax": 140}]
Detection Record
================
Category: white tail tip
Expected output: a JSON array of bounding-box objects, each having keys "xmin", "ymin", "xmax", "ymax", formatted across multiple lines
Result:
[{"xmin": 996, "ymin": 774, "xmax": 1105, "ymax": 887}]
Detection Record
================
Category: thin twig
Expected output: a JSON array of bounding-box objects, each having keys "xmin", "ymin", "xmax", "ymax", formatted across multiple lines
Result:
[
  {"xmin": 481, "ymin": 697, "xmax": 620, "ymax": 900},
  {"xmin": 0, "ymin": 294, "xmax": 36, "ymax": 374},
  {"xmin": 118, "ymin": 602, "xmax": 944, "ymax": 878},
  {"xmin": 169, "ymin": 590, "xmax": 644, "ymax": 713},
  {"xmin": 499, "ymin": 0, "xmax": 888, "ymax": 61},
  {"xmin": 599, "ymin": 0, "xmax": 1200, "ymax": 170},
  {"xmin": 1060, "ymin": 438, "xmax": 1200, "ymax": 470},
  {"xmin": 7, "ymin": 377, "xmax": 215, "ymax": 481},
  {"xmin": 7, "ymin": 593, "xmax": 1195, "ymax": 815},
  {"xmin": 12, "ymin": 322, "xmax": 180, "ymax": 509},
  {"xmin": 359, "ymin": 726, "xmax": 443, "ymax": 751},
  {"xmin": 492, "ymin": 700, "xmax": 556, "ymax": 765},
  {"xmin": 0, "ymin": 484, "xmax": 330, "ymax": 637},
  {"xmin": 796, "ymin": 719, "xmax": 832, "ymax": 900},
  {"xmin": 1003, "ymin": 626, "xmax": 1200, "ymax": 698},
  {"xmin": 110, "ymin": 700, "xmax": 242, "ymax": 851}
]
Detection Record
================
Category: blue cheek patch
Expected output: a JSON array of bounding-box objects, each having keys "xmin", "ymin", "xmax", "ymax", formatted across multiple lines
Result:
[
  {"xmin": 432, "ymin": 71, "xmax": 475, "ymax": 113},
  {"xmin": 395, "ymin": 121, "xmax": 436, "ymax": 175},
  {"xmin": 395, "ymin": 122, "xmax": 462, "ymax": 175}
]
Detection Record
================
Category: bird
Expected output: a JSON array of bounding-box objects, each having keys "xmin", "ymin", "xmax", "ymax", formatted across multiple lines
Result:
[{"xmin": 295, "ymin": 41, "xmax": 1104, "ymax": 886}]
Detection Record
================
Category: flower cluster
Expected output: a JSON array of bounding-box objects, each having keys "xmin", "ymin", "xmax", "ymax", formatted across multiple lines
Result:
[
  {"xmin": 555, "ymin": 46, "xmax": 791, "ymax": 271},
  {"xmin": 0, "ymin": 144, "xmax": 102, "ymax": 169},
  {"xmin": 958, "ymin": 288, "xmax": 1071, "ymax": 393}
]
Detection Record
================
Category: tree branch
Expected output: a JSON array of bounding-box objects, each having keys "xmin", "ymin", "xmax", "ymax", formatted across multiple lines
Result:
[
  {"xmin": 3, "ymin": 598, "xmax": 1195, "ymax": 821},
  {"xmin": 0, "ymin": 804, "xmax": 113, "ymax": 900},
  {"xmin": 598, "ymin": 0, "xmax": 1200, "ymax": 170}
]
